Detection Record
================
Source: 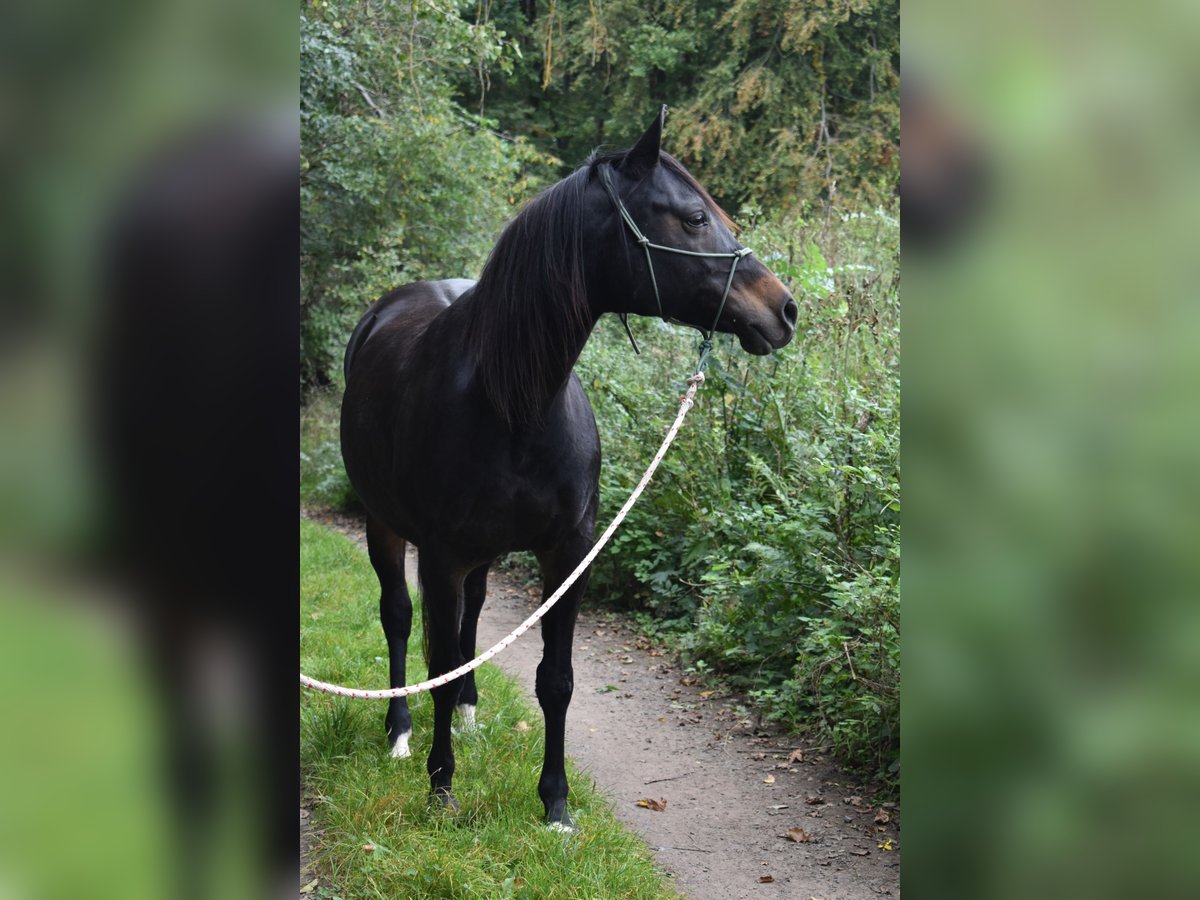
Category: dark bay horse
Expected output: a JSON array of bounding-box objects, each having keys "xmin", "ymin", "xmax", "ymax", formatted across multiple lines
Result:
[{"xmin": 340, "ymin": 108, "xmax": 796, "ymax": 829}]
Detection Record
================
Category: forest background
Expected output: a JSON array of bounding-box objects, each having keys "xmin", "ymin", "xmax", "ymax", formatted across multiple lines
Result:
[{"xmin": 300, "ymin": 0, "xmax": 899, "ymax": 783}]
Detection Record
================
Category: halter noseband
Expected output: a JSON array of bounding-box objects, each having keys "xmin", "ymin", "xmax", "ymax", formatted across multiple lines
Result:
[{"xmin": 598, "ymin": 163, "xmax": 754, "ymax": 367}]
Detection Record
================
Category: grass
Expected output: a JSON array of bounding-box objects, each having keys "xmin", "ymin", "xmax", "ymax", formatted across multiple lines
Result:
[{"xmin": 300, "ymin": 518, "xmax": 679, "ymax": 899}]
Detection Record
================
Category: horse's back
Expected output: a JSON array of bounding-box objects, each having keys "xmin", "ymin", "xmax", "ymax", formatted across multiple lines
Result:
[{"xmin": 343, "ymin": 278, "xmax": 475, "ymax": 379}]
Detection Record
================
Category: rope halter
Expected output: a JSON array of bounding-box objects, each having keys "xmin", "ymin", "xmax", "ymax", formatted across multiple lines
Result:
[{"xmin": 598, "ymin": 162, "xmax": 754, "ymax": 368}]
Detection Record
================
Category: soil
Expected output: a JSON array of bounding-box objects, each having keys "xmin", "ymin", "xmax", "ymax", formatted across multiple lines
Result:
[{"xmin": 302, "ymin": 509, "xmax": 900, "ymax": 899}]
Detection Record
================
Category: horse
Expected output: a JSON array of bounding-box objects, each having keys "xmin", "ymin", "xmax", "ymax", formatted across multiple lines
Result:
[{"xmin": 339, "ymin": 107, "xmax": 796, "ymax": 830}]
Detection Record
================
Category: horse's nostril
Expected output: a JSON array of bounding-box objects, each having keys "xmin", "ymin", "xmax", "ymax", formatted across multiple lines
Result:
[{"xmin": 783, "ymin": 298, "xmax": 798, "ymax": 328}]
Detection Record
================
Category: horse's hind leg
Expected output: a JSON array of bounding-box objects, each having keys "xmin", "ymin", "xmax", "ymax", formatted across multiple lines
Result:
[
  {"xmin": 455, "ymin": 560, "xmax": 492, "ymax": 732},
  {"xmin": 418, "ymin": 549, "xmax": 466, "ymax": 809},
  {"xmin": 535, "ymin": 529, "xmax": 593, "ymax": 831},
  {"xmin": 367, "ymin": 515, "xmax": 414, "ymax": 759}
]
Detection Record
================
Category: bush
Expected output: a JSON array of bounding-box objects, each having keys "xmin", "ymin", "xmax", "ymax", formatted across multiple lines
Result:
[{"xmin": 299, "ymin": 386, "xmax": 357, "ymax": 511}]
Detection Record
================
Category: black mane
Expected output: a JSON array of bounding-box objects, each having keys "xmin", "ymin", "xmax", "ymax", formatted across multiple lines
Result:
[{"xmin": 467, "ymin": 164, "xmax": 593, "ymax": 428}]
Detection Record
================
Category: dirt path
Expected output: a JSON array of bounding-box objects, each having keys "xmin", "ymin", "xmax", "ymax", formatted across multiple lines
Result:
[{"xmin": 307, "ymin": 510, "xmax": 900, "ymax": 899}]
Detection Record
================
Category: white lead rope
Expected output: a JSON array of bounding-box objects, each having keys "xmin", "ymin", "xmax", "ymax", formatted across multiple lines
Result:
[{"xmin": 300, "ymin": 371, "xmax": 706, "ymax": 700}]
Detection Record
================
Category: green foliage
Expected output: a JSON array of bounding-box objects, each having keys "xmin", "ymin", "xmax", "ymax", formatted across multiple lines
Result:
[
  {"xmin": 300, "ymin": 386, "xmax": 357, "ymax": 510},
  {"xmin": 300, "ymin": 1, "xmax": 554, "ymax": 392},
  {"xmin": 576, "ymin": 206, "xmax": 899, "ymax": 780},
  {"xmin": 464, "ymin": 0, "xmax": 898, "ymax": 210}
]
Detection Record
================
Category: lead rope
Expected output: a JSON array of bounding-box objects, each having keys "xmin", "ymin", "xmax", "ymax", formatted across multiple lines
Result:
[{"xmin": 300, "ymin": 367, "xmax": 707, "ymax": 700}]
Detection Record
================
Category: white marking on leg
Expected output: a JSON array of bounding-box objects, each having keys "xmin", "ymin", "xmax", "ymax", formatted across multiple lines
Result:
[
  {"xmin": 389, "ymin": 729, "xmax": 412, "ymax": 759},
  {"xmin": 454, "ymin": 704, "xmax": 477, "ymax": 733}
]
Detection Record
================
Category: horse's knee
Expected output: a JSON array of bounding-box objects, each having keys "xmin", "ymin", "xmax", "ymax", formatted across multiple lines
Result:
[
  {"xmin": 380, "ymin": 595, "xmax": 412, "ymax": 640},
  {"xmin": 535, "ymin": 665, "xmax": 573, "ymax": 708}
]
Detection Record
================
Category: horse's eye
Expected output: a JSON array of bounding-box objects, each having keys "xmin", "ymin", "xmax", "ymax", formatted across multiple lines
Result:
[{"xmin": 685, "ymin": 212, "xmax": 708, "ymax": 229}]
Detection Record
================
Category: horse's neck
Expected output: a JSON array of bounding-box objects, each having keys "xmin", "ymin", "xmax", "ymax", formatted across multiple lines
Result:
[{"xmin": 446, "ymin": 282, "xmax": 602, "ymax": 424}]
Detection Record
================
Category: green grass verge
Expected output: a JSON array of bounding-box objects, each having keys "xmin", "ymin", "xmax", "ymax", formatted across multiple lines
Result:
[{"xmin": 300, "ymin": 518, "xmax": 678, "ymax": 899}]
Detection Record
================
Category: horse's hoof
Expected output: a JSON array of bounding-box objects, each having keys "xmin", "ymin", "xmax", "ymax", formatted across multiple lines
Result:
[
  {"xmin": 453, "ymin": 703, "xmax": 478, "ymax": 734},
  {"xmin": 430, "ymin": 789, "xmax": 460, "ymax": 813},
  {"xmin": 388, "ymin": 730, "xmax": 412, "ymax": 759},
  {"xmin": 544, "ymin": 800, "xmax": 574, "ymax": 833}
]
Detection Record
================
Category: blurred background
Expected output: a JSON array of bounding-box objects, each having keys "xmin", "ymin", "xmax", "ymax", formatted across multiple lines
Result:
[
  {"xmin": 902, "ymin": 0, "xmax": 1200, "ymax": 897},
  {"xmin": 0, "ymin": 0, "xmax": 295, "ymax": 898}
]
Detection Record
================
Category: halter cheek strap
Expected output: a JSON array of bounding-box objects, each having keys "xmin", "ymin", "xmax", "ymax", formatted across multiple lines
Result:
[{"xmin": 599, "ymin": 163, "xmax": 754, "ymax": 369}]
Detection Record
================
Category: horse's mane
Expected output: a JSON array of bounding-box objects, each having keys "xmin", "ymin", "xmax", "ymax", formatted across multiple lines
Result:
[{"xmin": 468, "ymin": 149, "xmax": 733, "ymax": 427}]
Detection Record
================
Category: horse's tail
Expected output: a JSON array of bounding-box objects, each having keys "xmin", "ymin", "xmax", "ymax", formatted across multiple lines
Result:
[{"xmin": 419, "ymin": 574, "xmax": 432, "ymax": 672}]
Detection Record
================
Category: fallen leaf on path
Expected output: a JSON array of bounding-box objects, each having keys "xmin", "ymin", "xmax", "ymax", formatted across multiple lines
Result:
[
  {"xmin": 636, "ymin": 798, "xmax": 668, "ymax": 811},
  {"xmin": 849, "ymin": 848, "xmax": 870, "ymax": 856},
  {"xmin": 805, "ymin": 795, "xmax": 825, "ymax": 805},
  {"xmin": 784, "ymin": 827, "xmax": 812, "ymax": 843},
  {"xmin": 874, "ymin": 809, "xmax": 891, "ymax": 825},
  {"xmin": 844, "ymin": 795, "xmax": 863, "ymax": 806},
  {"xmin": 763, "ymin": 774, "xmax": 775, "ymax": 784},
  {"xmin": 788, "ymin": 749, "xmax": 804, "ymax": 763},
  {"xmin": 768, "ymin": 804, "xmax": 789, "ymax": 810},
  {"xmin": 595, "ymin": 685, "xmax": 618, "ymax": 693},
  {"xmin": 300, "ymin": 879, "xmax": 318, "ymax": 894},
  {"xmin": 751, "ymin": 752, "xmax": 767, "ymax": 761},
  {"xmin": 878, "ymin": 838, "xmax": 895, "ymax": 851},
  {"xmin": 758, "ymin": 875, "xmax": 774, "ymax": 883}
]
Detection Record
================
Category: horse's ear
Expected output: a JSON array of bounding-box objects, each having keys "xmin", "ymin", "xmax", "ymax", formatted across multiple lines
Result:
[{"xmin": 620, "ymin": 105, "xmax": 667, "ymax": 177}]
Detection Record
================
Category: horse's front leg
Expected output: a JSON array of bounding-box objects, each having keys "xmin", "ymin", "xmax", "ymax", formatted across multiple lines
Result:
[
  {"xmin": 417, "ymin": 549, "xmax": 466, "ymax": 809},
  {"xmin": 534, "ymin": 529, "xmax": 593, "ymax": 831}
]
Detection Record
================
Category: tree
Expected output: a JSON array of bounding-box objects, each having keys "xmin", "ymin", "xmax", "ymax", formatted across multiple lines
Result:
[{"xmin": 300, "ymin": 1, "xmax": 546, "ymax": 392}]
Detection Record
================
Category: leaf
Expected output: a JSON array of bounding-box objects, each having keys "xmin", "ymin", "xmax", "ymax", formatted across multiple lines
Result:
[
  {"xmin": 763, "ymin": 774, "xmax": 775, "ymax": 784},
  {"xmin": 300, "ymin": 879, "xmax": 319, "ymax": 894},
  {"xmin": 878, "ymin": 838, "xmax": 895, "ymax": 851},
  {"xmin": 636, "ymin": 797, "xmax": 667, "ymax": 811},
  {"xmin": 362, "ymin": 844, "xmax": 375, "ymax": 852},
  {"xmin": 849, "ymin": 848, "xmax": 870, "ymax": 856},
  {"xmin": 758, "ymin": 875, "xmax": 774, "ymax": 883},
  {"xmin": 785, "ymin": 826, "xmax": 811, "ymax": 843},
  {"xmin": 787, "ymin": 749, "xmax": 804, "ymax": 764},
  {"xmin": 515, "ymin": 721, "xmax": 530, "ymax": 732},
  {"xmin": 874, "ymin": 809, "xmax": 890, "ymax": 825},
  {"xmin": 595, "ymin": 685, "xmax": 619, "ymax": 693}
]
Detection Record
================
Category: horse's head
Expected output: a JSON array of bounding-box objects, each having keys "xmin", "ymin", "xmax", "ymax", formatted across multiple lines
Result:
[{"xmin": 597, "ymin": 107, "xmax": 797, "ymax": 355}]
